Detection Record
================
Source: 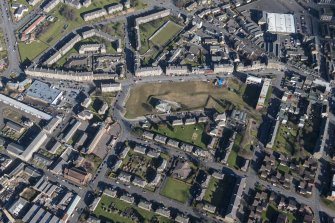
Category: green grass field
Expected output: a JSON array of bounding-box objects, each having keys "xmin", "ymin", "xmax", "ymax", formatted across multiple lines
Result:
[
  {"xmin": 151, "ymin": 21, "xmax": 182, "ymax": 46},
  {"xmin": 18, "ymin": 41, "xmax": 49, "ymax": 62},
  {"xmin": 125, "ymin": 81, "xmax": 261, "ymax": 121},
  {"xmin": 160, "ymin": 177, "xmax": 191, "ymax": 203},
  {"xmin": 150, "ymin": 123, "xmax": 209, "ymax": 149},
  {"xmin": 94, "ymin": 195, "xmax": 172, "ymax": 223},
  {"xmin": 18, "ymin": 0, "xmax": 117, "ymax": 61},
  {"xmin": 227, "ymin": 134, "xmax": 242, "ymax": 168},
  {"xmin": 139, "ymin": 17, "xmax": 169, "ymax": 54}
]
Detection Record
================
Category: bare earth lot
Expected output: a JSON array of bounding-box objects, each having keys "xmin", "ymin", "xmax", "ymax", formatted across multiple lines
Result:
[{"xmin": 125, "ymin": 81, "xmax": 260, "ymax": 120}]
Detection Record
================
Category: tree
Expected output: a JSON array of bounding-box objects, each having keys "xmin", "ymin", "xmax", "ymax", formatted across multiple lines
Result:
[{"xmin": 59, "ymin": 5, "xmax": 75, "ymax": 21}]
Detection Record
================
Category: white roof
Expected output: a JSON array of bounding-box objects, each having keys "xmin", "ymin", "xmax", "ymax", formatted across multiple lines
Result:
[{"xmin": 266, "ymin": 12, "xmax": 296, "ymax": 34}]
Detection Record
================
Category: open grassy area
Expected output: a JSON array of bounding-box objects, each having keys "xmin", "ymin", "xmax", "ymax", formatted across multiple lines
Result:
[
  {"xmin": 18, "ymin": 0, "xmax": 118, "ymax": 61},
  {"xmin": 149, "ymin": 123, "xmax": 210, "ymax": 149},
  {"xmin": 139, "ymin": 17, "xmax": 170, "ymax": 54},
  {"xmin": 125, "ymin": 81, "xmax": 261, "ymax": 120},
  {"xmin": 151, "ymin": 21, "xmax": 182, "ymax": 46},
  {"xmin": 203, "ymin": 178, "xmax": 220, "ymax": 204},
  {"xmin": 160, "ymin": 177, "xmax": 191, "ymax": 203},
  {"xmin": 227, "ymin": 134, "xmax": 242, "ymax": 168},
  {"xmin": 94, "ymin": 195, "xmax": 172, "ymax": 223},
  {"xmin": 273, "ymin": 123, "xmax": 299, "ymax": 156},
  {"xmin": 18, "ymin": 41, "xmax": 49, "ymax": 62}
]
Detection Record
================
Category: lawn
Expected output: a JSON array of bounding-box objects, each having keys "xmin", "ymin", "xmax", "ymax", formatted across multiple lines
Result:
[
  {"xmin": 94, "ymin": 195, "xmax": 172, "ymax": 223},
  {"xmin": 227, "ymin": 134, "xmax": 242, "ymax": 168},
  {"xmin": 151, "ymin": 21, "xmax": 182, "ymax": 46},
  {"xmin": 139, "ymin": 17, "xmax": 169, "ymax": 54},
  {"xmin": 273, "ymin": 123, "xmax": 299, "ymax": 156},
  {"xmin": 125, "ymin": 81, "xmax": 261, "ymax": 121},
  {"xmin": 18, "ymin": 41, "xmax": 49, "ymax": 62},
  {"xmin": 204, "ymin": 177, "xmax": 223, "ymax": 206},
  {"xmin": 150, "ymin": 123, "xmax": 210, "ymax": 149},
  {"xmin": 160, "ymin": 177, "xmax": 191, "ymax": 203}
]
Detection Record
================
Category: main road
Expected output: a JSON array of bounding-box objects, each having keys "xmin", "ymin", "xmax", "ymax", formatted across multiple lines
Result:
[{"xmin": 0, "ymin": 0, "xmax": 22, "ymax": 76}]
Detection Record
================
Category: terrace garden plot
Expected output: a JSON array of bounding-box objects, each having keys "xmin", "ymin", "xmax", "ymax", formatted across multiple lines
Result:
[
  {"xmin": 121, "ymin": 150, "xmax": 158, "ymax": 182},
  {"xmin": 149, "ymin": 123, "xmax": 210, "ymax": 149},
  {"xmin": 94, "ymin": 194, "xmax": 172, "ymax": 223},
  {"xmin": 273, "ymin": 122, "xmax": 299, "ymax": 156}
]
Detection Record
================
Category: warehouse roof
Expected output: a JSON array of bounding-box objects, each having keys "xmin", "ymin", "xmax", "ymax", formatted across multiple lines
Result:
[
  {"xmin": 25, "ymin": 80, "xmax": 62, "ymax": 104},
  {"xmin": 266, "ymin": 12, "xmax": 296, "ymax": 34}
]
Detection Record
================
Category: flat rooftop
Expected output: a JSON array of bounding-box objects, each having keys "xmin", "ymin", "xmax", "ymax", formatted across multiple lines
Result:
[
  {"xmin": 266, "ymin": 12, "xmax": 296, "ymax": 34},
  {"xmin": 25, "ymin": 80, "xmax": 62, "ymax": 104}
]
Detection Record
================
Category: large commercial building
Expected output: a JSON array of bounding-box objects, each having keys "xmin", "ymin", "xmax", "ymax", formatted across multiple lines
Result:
[
  {"xmin": 264, "ymin": 12, "xmax": 296, "ymax": 34},
  {"xmin": 25, "ymin": 80, "xmax": 63, "ymax": 105},
  {"xmin": 0, "ymin": 94, "xmax": 52, "ymax": 120}
]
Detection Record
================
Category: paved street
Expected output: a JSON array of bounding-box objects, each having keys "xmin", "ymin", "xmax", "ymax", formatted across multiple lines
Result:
[{"xmin": 0, "ymin": 0, "xmax": 22, "ymax": 76}]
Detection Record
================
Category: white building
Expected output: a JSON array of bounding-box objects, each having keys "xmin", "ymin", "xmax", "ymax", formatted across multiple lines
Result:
[{"xmin": 264, "ymin": 12, "xmax": 296, "ymax": 34}]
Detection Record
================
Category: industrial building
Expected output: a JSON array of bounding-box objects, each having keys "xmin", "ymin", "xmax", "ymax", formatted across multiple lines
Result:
[
  {"xmin": 264, "ymin": 12, "xmax": 296, "ymax": 34},
  {"xmin": 25, "ymin": 80, "xmax": 63, "ymax": 105},
  {"xmin": 0, "ymin": 94, "xmax": 52, "ymax": 120}
]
